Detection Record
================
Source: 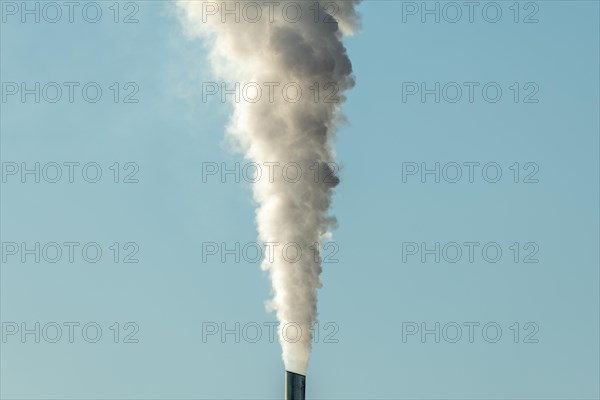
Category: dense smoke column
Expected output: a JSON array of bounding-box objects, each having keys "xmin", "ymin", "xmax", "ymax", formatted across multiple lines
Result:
[{"xmin": 177, "ymin": 1, "xmax": 360, "ymax": 375}]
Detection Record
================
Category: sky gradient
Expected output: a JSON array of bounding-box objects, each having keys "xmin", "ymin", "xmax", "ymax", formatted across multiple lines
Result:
[{"xmin": 1, "ymin": 1, "xmax": 599, "ymax": 399}]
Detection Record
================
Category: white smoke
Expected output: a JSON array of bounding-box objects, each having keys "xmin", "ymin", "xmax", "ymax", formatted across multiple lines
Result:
[{"xmin": 177, "ymin": 1, "xmax": 360, "ymax": 375}]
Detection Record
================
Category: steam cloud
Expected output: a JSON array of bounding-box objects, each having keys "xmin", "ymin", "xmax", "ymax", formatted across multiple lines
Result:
[{"xmin": 177, "ymin": 1, "xmax": 360, "ymax": 375}]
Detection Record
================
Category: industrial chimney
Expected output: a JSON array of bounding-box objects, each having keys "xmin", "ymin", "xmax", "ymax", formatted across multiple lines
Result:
[{"xmin": 285, "ymin": 371, "xmax": 306, "ymax": 400}]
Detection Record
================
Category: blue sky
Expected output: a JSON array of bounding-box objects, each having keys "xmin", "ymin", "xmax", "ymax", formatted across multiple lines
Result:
[{"xmin": 1, "ymin": 1, "xmax": 599, "ymax": 399}]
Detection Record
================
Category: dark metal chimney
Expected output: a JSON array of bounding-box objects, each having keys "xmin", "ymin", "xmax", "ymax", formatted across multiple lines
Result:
[{"xmin": 285, "ymin": 370, "xmax": 306, "ymax": 400}]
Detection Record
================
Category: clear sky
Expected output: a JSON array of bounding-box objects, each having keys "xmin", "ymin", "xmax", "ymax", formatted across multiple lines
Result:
[{"xmin": 1, "ymin": 1, "xmax": 599, "ymax": 399}]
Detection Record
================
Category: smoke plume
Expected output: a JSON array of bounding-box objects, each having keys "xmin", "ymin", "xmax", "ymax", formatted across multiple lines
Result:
[{"xmin": 177, "ymin": 0, "xmax": 360, "ymax": 375}]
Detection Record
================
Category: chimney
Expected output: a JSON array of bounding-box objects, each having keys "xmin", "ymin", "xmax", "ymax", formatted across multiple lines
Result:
[{"xmin": 285, "ymin": 370, "xmax": 306, "ymax": 400}]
